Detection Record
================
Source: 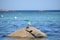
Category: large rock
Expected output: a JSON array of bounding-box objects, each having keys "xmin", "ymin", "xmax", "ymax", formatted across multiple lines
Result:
[{"xmin": 7, "ymin": 26, "xmax": 47, "ymax": 38}]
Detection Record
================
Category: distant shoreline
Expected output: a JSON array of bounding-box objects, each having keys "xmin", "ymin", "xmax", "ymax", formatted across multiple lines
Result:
[{"xmin": 0, "ymin": 10, "xmax": 60, "ymax": 12}]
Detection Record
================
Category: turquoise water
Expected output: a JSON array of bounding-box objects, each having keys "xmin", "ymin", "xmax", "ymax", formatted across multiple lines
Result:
[{"xmin": 0, "ymin": 11, "xmax": 60, "ymax": 40}]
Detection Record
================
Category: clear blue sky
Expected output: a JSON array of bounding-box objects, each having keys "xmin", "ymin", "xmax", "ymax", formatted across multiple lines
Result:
[{"xmin": 0, "ymin": 0, "xmax": 60, "ymax": 10}]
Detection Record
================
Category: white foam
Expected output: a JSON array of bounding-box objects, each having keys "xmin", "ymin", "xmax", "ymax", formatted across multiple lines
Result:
[
  {"xmin": 1, "ymin": 15, "xmax": 4, "ymax": 18},
  {"xmin": 14, "ymin": 16, "xmax": 17, "ymax": 19}
]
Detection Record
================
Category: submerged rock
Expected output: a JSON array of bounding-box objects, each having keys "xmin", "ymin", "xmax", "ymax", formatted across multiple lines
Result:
[{"xmin": 7, "ymin": 26, "xmax": 47, "ymax": 38}]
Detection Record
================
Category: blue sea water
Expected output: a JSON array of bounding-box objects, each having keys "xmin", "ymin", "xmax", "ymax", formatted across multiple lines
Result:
[{"xmin": 0, "ymin": 11, "xmax": 60, "ymax": 40}]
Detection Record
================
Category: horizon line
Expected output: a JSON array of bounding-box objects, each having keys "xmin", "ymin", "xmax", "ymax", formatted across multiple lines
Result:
[{"xmin": 0, "ymin": 10, "xmax": 60, "ymax": 12}]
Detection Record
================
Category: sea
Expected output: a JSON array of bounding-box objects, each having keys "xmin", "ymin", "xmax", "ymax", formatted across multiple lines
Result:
[{"xmin": 0, "ymin": 11, "xmax": 60, "ymax": 40}]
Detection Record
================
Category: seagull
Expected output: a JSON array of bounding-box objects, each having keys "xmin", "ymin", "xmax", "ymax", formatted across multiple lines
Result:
[{"xmin": 28, "ymin": 21, "xmax": 31, "ymax": 26}]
